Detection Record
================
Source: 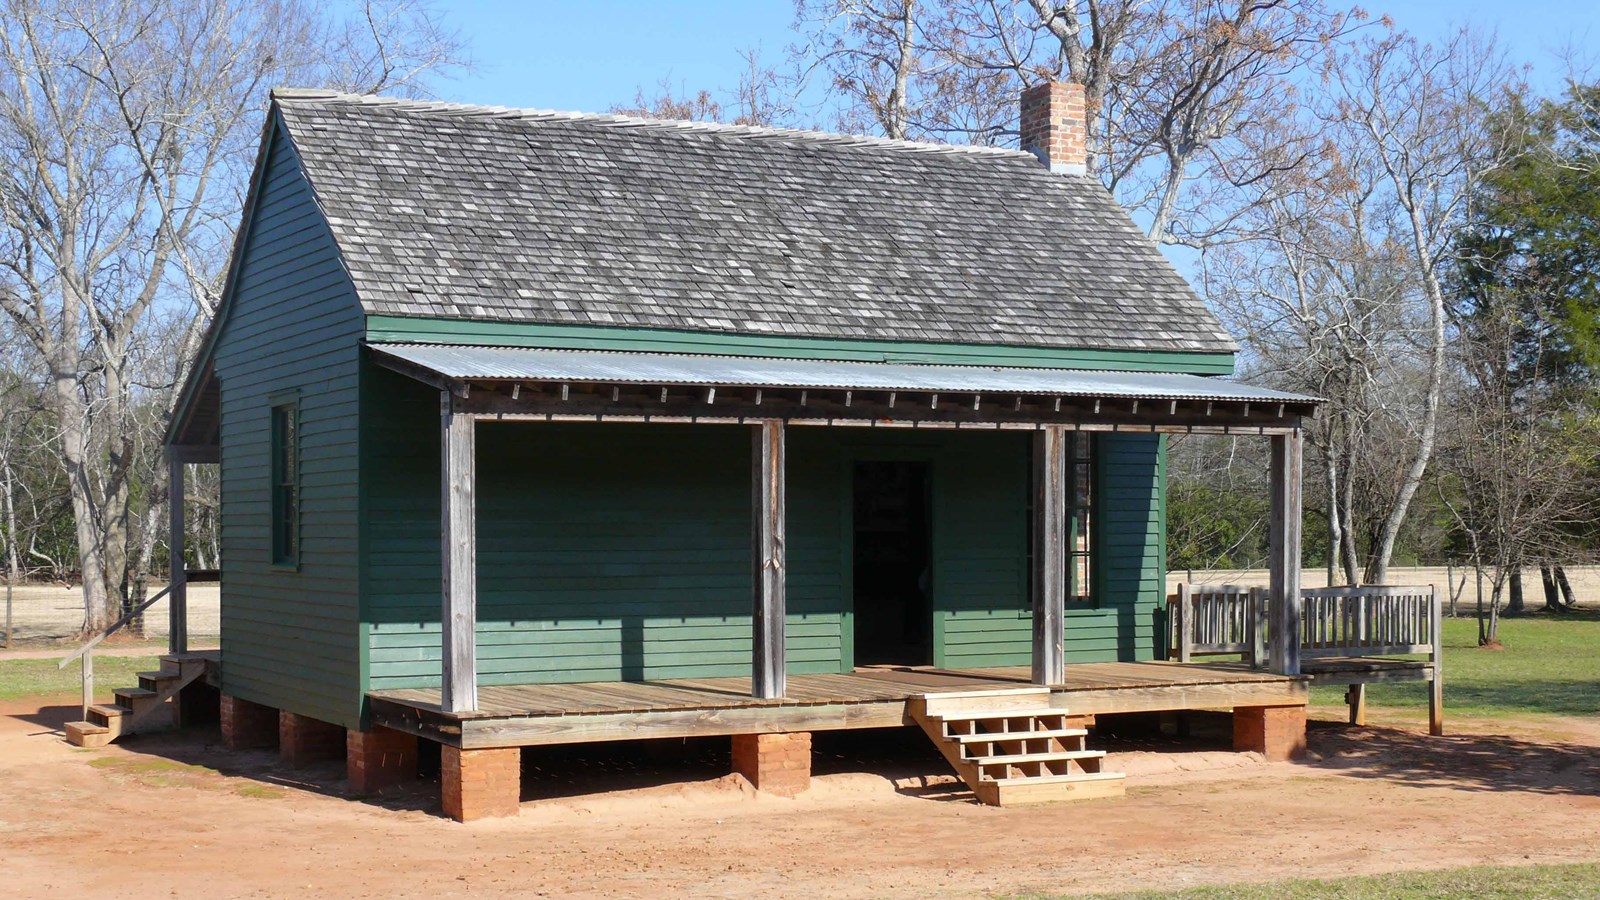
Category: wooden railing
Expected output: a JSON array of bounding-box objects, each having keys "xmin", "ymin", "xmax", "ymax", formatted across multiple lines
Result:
[
  {"xmin": 1300, "ymin": 584, "xmax": 1441, "ymax": 660},
  {"xmin": 58, "ymin": 584, "xmax": 174, "ymax": 720},
  {"xmin": 1171, "ymin": 583, "xmax": 1441, "ymax": 669},
  {"xmin": 1169, "ymin": 583, "xmax": 1266, "ymax": 665}
]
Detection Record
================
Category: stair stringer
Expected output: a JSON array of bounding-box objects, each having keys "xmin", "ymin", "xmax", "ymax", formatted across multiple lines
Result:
[{"xmin": 909, "ymin": 689, "xmax": 1126, "ymax": 807}]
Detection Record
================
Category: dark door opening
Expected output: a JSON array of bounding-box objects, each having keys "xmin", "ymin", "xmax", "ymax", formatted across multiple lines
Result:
[{"xmin": 852, "ymin": 460, "xmax": 932, "ymax": 667}]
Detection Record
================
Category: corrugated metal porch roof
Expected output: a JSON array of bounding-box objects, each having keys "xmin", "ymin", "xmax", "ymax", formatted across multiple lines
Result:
[{"xmin": 368, "ymin": 343, "xmax": 1321, "ymax": 406}]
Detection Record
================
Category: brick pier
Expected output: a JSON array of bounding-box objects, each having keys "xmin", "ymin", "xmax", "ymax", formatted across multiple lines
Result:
[{"xmin": 732, "ymin": 732, "xmax": 812, "ymax": 797}]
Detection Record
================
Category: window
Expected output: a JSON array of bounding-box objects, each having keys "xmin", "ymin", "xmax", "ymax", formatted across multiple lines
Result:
[
  {"xmin": 270, "ymin": 402, "xmax": 299, "ymax": 566},
  {"xmin": 1066, "ymin": 432, "xmax": 1094, "ymax": 603},
  {"xmin": 1027, "ymin": 432, "xmax": 1096, "ymax": 605}
]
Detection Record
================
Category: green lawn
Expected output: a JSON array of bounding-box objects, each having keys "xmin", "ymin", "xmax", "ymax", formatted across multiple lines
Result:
[
  {"xmin": 0, "ymin": 654, "xmax": 161, "ymax": 702},
  {"xmin": 1019, "ymin": 862, "xmax": 1600, "ymax": 899},
  {"xmin": 1309, "ymin": 611, "xmax": 1600, "ymax": 721}
]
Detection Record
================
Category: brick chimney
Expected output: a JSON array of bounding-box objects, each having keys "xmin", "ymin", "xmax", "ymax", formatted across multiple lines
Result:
[{"xmin": 1019, "ymin": 82, "xmax": 1087, "ymax": 175}]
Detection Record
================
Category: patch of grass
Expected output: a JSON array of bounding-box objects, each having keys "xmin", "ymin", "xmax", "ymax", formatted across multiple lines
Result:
[
  {"xmin": 1004, "ymin": 862, "xmax": 1600, "ymax": 899},
  {"xmin": 87, "ymin": 756, "xmax": 197, "ymax": 774},
  {"xmin": 236, "ymin": 783, "xmax": 286, "ymax": 799},
  {"xmin": 1310, "ymin": 612, "xmax": 1600, "ymax": 721},
  {"xmin": 0, "ymin": 655, "xmax": 161, "ymax": 701}
]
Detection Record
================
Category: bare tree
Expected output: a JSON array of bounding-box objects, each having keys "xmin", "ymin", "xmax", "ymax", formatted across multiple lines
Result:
[
  {"xmin": 1437, "ymin": 295, "xmax": 1599, "ymax": 643},
  {"xmin": 793, "ymin": 0, "xmax": 927, "ymax": 139},
  {"xmin": 1322, "ymin": 29, "xmax": 1515, "ymax": 582},
  {"xmin": 0, "ymin": 0, "xmax": 465, "ymax": 632},
  {"xmin": 1209, "ymin": 26, "xmax": 1514, "ymax": 585},
  {"xmin": 909, "ymin": 1, "xmax": 1358, "ymax": 244}
]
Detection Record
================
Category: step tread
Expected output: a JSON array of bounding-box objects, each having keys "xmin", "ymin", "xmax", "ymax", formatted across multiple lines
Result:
[
  {"xmin": 65, "ymin": 720, "xmax": 109, "ymax": 735},
  {"xmin": 975, "ymin": 749, "xmax": 1106, "ymax": 766},
  {"xmin": 990, "ymin": 771, "xmax": 1127, "ymax": 786},
  {"xmin": 922, "ymin": 687, "xmax": 1050, "ymax": 701},
  {"xmin": 88, "ymin": 703, "xmax": 131, "ymax": 718},
  {"xmin": 137, "ymin": 670, "xmax": 181, "ymax": 681},
  {"xmin": 934, "ymin": 707, "xmax": 1073, "ymax": 722},
  {"xmin": 953, "ymin": 727, "xmax": 1087, "ymax": 743},
  {"xmin": 115, "ymin": 687, "xmax": 160, "ymax": 700}
]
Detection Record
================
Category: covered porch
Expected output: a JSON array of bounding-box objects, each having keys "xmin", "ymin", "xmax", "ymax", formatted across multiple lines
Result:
[{"xmin": 369, "ymin": 343, "xmax": 1321, "ymax": 818}]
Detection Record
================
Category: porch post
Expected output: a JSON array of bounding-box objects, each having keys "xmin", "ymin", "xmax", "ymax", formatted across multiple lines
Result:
[
  {"xmin": 751, "ymin": 419, "xmax": 786, "ymax": 699},
  {"xmin": 1032, "ymin": 425, "xmax": 1067, "ymax": 686},
  {"xmin": 167, "ymin": 454, "xmax": 188, "ymax": 655},
  {"xmin": 1268, "ymin": 429, "xmax": 1303, "ymax": 676},
  {"xmin": 440, "ymin": 390, "xmax": 478, "ymax": 713}
]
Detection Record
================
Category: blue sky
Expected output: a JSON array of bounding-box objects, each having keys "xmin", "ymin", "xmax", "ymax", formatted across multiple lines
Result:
[{"xmin": 440, "ymin": 1, "xmax": 1600, "ymax": 114}]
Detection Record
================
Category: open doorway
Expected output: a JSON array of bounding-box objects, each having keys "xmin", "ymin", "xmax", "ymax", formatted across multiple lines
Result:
[{"xmin": 852, "ymin": 460, "xmax": 932, "ymax": 667}]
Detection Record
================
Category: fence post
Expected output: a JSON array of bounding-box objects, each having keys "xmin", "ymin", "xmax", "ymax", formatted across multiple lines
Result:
[
  {"xmin": 1250, "ymin": 587, "xmax": 1268, "ymax": 668},
  {"xmin": 1175, "ymin": 583, "xmax": 1190, "ymax": 663}
]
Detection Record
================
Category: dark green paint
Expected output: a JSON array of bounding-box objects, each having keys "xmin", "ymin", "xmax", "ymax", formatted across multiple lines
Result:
[
  {"xmin": 365, "ymin": 315, "xmax": 1237, "ymax": 374},
  {"xmin": 210, "ymin": 120, "xmax": 365, "ymax": 728}
]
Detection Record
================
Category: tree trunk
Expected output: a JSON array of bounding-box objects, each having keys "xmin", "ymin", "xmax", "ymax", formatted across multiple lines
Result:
[
  {"xmin": 1475, "ymin": 564, "xmax": 1486, "ymax": 645},
  {"xmin": 1506, "ymin": 565, "xmax": 1525, "ymax": 615},
  {"xmin": 1, "ymin": 449, "xmax": 15, "ymax": 649},
  {"xmin": 51, "ymin": 375, "xmax": 111, "ymax": 633},
  {"xmin": 1555, "ymin": 565, "xmax": 1577, "ymax": 608},
  {"xmin": 1540, "ymin": 565, "xmax": 1561, "ymax": 612}
]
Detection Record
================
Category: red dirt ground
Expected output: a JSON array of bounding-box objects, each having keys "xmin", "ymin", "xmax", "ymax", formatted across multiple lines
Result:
[{"xmin": 4, "ymin": 697, "xmax": 1599, "ymax": 899}]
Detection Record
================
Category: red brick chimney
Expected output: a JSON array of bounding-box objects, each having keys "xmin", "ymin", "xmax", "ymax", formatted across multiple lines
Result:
[{"xmin": 1020, "ymin": 82, "xmax": 1087, "ymax": 175}]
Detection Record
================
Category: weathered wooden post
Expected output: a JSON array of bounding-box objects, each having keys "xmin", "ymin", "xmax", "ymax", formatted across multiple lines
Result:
[
  {"xmin": 1174, "ymin": 583, "xmax": 1191, "ymax": 663},
  {"xmin": 1032, "ymin": 425, "xmax": 1068, "ymax": 686},
  {"xmin": 751, "ymin": 419, "xmax": 786, "ymax": 699},
  {"xmin": 167, "ymin": 454, "xmax": 188, "ymax": 655},
  {"xmin": 1267, "ymin": 430, "xmax": 1303, "ymax": 676},
  {"xmin": 440, "ymin": 389, "xmax": 478, "ymax": 713}
]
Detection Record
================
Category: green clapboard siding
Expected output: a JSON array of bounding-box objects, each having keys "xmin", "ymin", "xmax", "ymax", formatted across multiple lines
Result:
[
  {"xmin": 1063, "ymin": 432, "xmax": 1167, "ymax": 662},
  {"xmin": 362, "ymin": 388, "xmax": 1167, "ymax": 689},
  {"xmin": 213, "ymin": 116, "xmax": 365, "ymax": 728}
]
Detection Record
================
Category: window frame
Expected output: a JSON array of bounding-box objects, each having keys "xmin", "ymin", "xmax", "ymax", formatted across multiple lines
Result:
[
  {"xmin": 269, "ymin": 396, "xmax": 300, "ymax": 569},
  {"xmin": 1064, "ymin": 431, "xmax": 1095, "ymax": 605},
  {"xmin": 1025, "ymin": 431, "xmax": 1098, "ymax": 609}
]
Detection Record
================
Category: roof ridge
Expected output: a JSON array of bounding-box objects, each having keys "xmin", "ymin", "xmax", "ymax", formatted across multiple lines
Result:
[{"xmin": 269, "ymin": 87, "xmax": 1038, "ymax": 162}]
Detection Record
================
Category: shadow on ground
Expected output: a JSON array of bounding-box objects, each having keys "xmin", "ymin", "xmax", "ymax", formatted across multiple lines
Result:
[
  {"xmin": 14, "ymin": 700, "xmax": 1599, "ymax": 818},
  {"xmin": 1304, "ymin": 720, "xmax": 1600, "ymax": 796}
]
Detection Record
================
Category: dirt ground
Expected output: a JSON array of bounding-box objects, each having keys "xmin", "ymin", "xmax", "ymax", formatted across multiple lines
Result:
[{"xmin": 3, "ymin": 698, "xmax": 1599, "ymax": 899}]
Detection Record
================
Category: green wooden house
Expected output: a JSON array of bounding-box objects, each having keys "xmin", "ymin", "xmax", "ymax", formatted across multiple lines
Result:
[{"xmin": 153, "ymin": 82, "xmax": 1319, "ymax": 820}]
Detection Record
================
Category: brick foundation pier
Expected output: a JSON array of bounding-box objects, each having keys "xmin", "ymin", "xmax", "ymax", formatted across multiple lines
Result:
[
  {"xmin": 220, "ymin": 694, "xmax": 278, "ymax": 751},
  {"xmin": 347, "ymin": 727, "xmax": 420, "ymax": 794},
  {"xmin": 732, "ymin": 732, "xmax": 812, "ymax": 796},
  {"xmin": 279, "ymin": 712, "xmax": 345, "ymax": 767},
  {"xmin": 1233, "ymin": 703, "xmax": 1308, "ymax": 761},
  {"xmin": 441, "ymin": 746, "xmax": 522, "ymax": 822}
]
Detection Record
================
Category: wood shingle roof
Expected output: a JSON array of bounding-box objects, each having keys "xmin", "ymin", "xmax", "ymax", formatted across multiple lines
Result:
[{"xmin": 273, "ymin": 89, "xmax": 1237, "ymax": 354}]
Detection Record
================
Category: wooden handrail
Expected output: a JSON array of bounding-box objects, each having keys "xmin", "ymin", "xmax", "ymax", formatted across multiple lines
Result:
[
  {"xmin": 1300, "ymin": 584, "xmax": 1439, "ymax": 659},
  {"xmin": 1172, "ymin": 583, "xmax": 1441, "ymax": 667},
  {"xmin": 1171, "ymin": 583, "xmax": 1263, "ymax": 665},
  {"xmin": 58, "ymin": 584, "xmax": 173, "ymax": 670}
]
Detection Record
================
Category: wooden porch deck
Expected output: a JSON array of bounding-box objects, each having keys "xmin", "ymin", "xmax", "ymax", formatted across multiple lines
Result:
[{"xmin": 368, "ymin": 661, "xmax": 1307, "ymax": 750}]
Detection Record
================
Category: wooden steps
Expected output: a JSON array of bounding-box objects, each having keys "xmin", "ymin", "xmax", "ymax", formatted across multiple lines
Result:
[
  {"xmin": 909, "ymin": 687, "xmax": 1125, "ymax": 807},
  {"xmin": 64, "ymin": 654, "xmax": 211, "ymax": 748}
]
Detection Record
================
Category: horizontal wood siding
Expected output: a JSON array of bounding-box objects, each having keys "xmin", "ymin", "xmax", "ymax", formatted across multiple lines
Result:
[
  {"xmin": 932, "ymin": 433, "xmax": 1033, "ymax": 668},
  {"xmin": 361, "ymin": 382, "xmax": 1164, "ymax": 688},
  {"xmin": 363, "ymin": 384, "xmax": 847, "ymax": 690},
  {"xmin": 1065, "ymin": 433, "xmax": 1165, "ymax": 662},
  {"xmin": 214, "ymin": 121, "xmax": 364, "ymax": 728}
]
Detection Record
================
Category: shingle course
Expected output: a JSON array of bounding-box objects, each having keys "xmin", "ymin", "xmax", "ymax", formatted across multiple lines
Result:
[{"xmin": 272, "ymin": 89, "xmax": 1236, "ymax": 354}]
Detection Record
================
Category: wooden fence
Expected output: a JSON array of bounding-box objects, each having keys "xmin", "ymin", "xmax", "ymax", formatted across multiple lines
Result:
[{"xmin": 1168, "ymin": 583, "xmax": 1444, "ymax": 734}]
